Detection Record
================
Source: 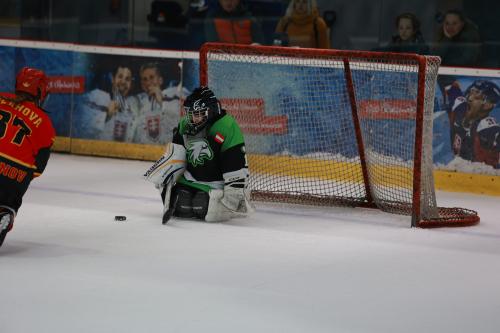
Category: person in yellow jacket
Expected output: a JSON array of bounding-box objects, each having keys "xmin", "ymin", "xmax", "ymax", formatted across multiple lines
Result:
[
  {"xmin": 205, "ymin": 0, "xmax": 265, "ymax": 45},
  {"xmin": 275, "ymin": 0, "xmax": 330, "ymax": 49}
]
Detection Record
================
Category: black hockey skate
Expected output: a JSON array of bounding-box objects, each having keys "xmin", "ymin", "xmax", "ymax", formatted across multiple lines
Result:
[{"xmin": 0, "ymin": 211, "xmax": 14, "ymax": 247}]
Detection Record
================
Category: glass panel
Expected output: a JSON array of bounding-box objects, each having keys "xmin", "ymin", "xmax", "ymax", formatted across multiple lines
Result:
[{"xmin": 0, "ymin": 0, "xmax": 498, "ymax": 69}]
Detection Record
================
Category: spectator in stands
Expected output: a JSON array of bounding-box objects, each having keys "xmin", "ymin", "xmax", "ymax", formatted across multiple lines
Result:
[
  {"xmin": 274, "ymin": 0, "xmax": 330, "ymax": 49},
  {"xmin": 147, "ymin": 0, "xmax": 188, "ymax": 50},
  {"xmin": 186, "ymin": 0, "xmax": 210, "ymax": 50},
  {"xmin": 204, "ymin": 0, "xmax": 265, "ymax": 45},
  {"xmin": 433, "ymin": 9, "xmax": 481, "ymax": 67},
  {"xmin": 382, "ymin": 13, "xmax": 429, "ymax": 54}
]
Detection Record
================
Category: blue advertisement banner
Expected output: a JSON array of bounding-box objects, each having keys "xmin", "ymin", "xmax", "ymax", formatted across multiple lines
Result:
[
  {"xmin": 0, "ymin": 45, "xmax": 74, "ymax": 137},
  {"xmin": 71, "ymin": 52, "xmax": 190, "ymax": 145},
  {"xmin": 0, "ymin": 45, "xmax": 196, "ymax": 145},
  {"xmin": 434, "ymin": 75, "xmax": 500, "ymax": 173},
  {"xmin": 207, "ymin": 61, "xmax": 422, "ymax": 162},
  {"xmin": 0, "ymin": 42, "xmax": 498, "ymax": 174}
]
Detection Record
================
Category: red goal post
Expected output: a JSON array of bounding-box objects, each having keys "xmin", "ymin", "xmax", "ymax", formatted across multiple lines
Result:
[{"xmin": 199, "ymin": 42, "xmax": 479, "ymax": 228}]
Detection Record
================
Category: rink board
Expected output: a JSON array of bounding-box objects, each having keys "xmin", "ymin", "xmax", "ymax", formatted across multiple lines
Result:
[{"xmin": 52, "ymin": 137, "xmax": 500, "ymax": 196}]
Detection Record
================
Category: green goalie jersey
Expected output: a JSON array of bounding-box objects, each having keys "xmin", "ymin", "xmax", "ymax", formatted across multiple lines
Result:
[{"xmin": 173, "ymin": 112, "xmax": 249, "ymax": 192}]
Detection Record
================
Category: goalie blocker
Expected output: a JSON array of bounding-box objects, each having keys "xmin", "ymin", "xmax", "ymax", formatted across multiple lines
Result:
[{"xmin": 144, "ymin": 86, "xmax": 253, "ymax": 223}]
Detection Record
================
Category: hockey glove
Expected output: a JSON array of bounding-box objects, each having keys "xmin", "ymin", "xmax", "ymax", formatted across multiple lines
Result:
[
  {"xmin": 144, "ymin": 143, "xmax": 186, "ymax": 188},
  {"xmin": 220, "ymin": 177, "xmax": 247, "ymax": 213},
  {"xmin": 205, "ymin": 189, "xmax": 234, "ymax": 222}
]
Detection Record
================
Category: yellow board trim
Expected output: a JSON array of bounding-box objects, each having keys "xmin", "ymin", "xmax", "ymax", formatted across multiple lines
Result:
[
  {"xmin": 434, "ymin": 170, "xmax": 500, "ymax": 196},
  {"xmin": 51, "ymin": 137, "xmax": 500, "ymax": 196},
  {"xmin": 69, "ymin": 139, "xmax": 165, "ymax": 160},
  {"xmin": 53, "ymin": 136, "xmax": 71, "ymax": 152},
  {"xmin": 248, "ymin": 154, "xmax": 413, "ymax": 188},
  {"xmin": 53, "ymin": 137, "xmax": 165, "ymax": 160}
]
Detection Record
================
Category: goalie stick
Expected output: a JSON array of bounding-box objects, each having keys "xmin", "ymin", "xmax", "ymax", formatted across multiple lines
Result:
[
  {"xmin": 161, "ymin": 180, "xmax": 178, "ymax": 225},
  {"xmin": 143, "ymin": 143, "xmax": 186, "ymax": 224}
]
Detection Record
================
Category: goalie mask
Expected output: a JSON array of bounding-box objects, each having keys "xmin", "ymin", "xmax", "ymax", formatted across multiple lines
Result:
[{"xmin": 184, "ymin": 86, "xmax": 221, "ymax": 134}]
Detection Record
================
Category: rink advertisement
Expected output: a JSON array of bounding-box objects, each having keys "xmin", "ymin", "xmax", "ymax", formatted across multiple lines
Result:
[
  {"xmin": 0, "ymin": 41, "xmax": 196, "ymax": 157},
  {"xmin": 219, "ymin": 98, "xmax": 288, "ymax": 134},
  {"xmin": 0, "ymin": 43, "xmax": 75, "ymax": 138},
  {"xmin": 71, "ymin": 52, "xmax": 190, "ymax": 147},
  {"xmin": 0, "ymin": 40, "xmax": 498, "ymax": 179},
  {"xmin": 433, "ymin": 75, "xmax": 500, "ymax": 174}
]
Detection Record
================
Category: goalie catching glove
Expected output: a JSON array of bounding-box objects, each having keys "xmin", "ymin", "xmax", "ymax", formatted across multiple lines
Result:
[
  {"xmin": 202, "ymin": 170, "xmax": 251, "ymax": 222},
  {"xmin": 220, "ymin": 174, "xmax": 248, "ymax": 213}
]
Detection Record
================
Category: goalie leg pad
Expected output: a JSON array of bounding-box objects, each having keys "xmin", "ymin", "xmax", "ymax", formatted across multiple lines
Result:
[
  {"xmin": 173, "ymin": 189, "xmax": 194, "ymax": 218},
  {"xmin": 192, "ymin": 191, "xmax": 209, "ymax": 220}
]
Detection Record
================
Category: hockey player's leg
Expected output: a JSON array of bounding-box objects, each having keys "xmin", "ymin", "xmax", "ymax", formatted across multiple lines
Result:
[
  {"xmin": 192, "ymin": 191, "xmax": 209, "ymax": 219},
  {"xmin": 163, "ymin": 183, "xmax": 252, "ymax": 223},
  {"xmin": 0, "ymin": 206, "xmax": 15, "ymax": 248},
  {"xmin": 161, "ymin": 184, "xmax": 195, "ymax": 223},
  {"xmin": 173, "ymin": 188, "xmax": 195, "ymax": 218}
]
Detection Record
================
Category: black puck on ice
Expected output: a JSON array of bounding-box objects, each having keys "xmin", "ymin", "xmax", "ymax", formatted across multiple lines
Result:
[{"xmin": 114, "ymin": 215, "xmax": 127, "ymax": 221}]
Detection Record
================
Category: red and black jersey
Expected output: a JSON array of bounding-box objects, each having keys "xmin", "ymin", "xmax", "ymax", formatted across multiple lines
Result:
[
  {"xmin": 0, "ymin": 92, "xmax": 55, "ymax": 176},
  {"xmin": 449, "ymin": 92, "xmax": 500, "ymax": 169}
]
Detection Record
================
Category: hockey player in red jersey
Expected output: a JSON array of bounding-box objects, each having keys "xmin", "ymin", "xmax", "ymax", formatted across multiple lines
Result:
[
  {"xmin": 446, "ymin": 80, "xmax": 500, "ymax": 169},
  {"xmin": 0, "ymin": 67, "xmax": 56, "ymax": 247}
]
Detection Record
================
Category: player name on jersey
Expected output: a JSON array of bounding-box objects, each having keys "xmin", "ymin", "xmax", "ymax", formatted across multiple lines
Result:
[
  {"xmin": 0, "ymin": 160, "xmax": 28, "ymax": 183},
  {"xmin": 0, "ymin": 97, "xmax": 44, "ymax": 128}
]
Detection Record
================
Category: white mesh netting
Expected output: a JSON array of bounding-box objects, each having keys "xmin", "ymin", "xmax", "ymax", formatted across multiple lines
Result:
[{"xmin": 201, "ymin": 43, "xmax": 479, "ymax": 227}]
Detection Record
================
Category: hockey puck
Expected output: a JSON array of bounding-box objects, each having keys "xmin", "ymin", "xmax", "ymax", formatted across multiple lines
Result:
[{"xmin": 114, "ymin": 215, "xmax": 127, "ymax": 221}]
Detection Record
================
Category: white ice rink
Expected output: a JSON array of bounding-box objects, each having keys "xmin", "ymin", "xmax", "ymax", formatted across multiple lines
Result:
[{"xmin": 1, "ymin": 153, "xmax": 500, "ymax": 333}]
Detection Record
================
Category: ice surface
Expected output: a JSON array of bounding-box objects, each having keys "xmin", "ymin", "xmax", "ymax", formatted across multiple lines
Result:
[{"xmin": 1, "ymin": 153, "xmax": 499, "ymax": 333}]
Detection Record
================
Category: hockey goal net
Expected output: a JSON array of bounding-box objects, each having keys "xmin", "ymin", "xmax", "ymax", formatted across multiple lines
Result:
[{"xmin": 199, "ymin": 43, "xmax": 479, "ymax": 228}]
